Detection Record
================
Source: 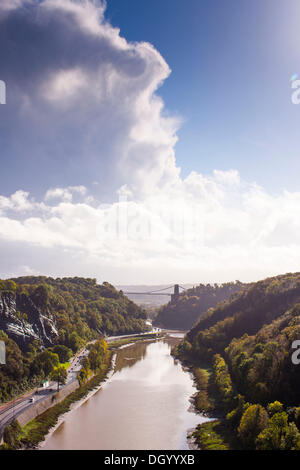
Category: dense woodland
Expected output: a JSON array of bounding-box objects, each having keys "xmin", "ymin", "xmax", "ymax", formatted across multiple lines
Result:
[
  {"xmin": 10, "ymin": 276, "xmax": 147, "ymax": 339},
  {"xmin": 0, "ymin": 276, "xmax": 147, "ymax": 402},
  {"xmin": 177, "ymin": 273, "xmax": 300, "ymax": 450},
  {"xmin": 154, "ymin": 282, "xmax": 245, "ymax": 330}
]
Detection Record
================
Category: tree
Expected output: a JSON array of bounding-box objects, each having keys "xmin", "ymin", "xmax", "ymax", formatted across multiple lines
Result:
[
  {"xmin": 68, "ymin": 331, "xmax": 83, "ymax": 353},
  {"xmin": 78, "ymin": 366, "xmax": 92, "ymax": 385},
  {"xmin": 50, "ymin": 345, "xmax": 72, "ymax": 363},
  {"xmin": 268, "ymin": 401, "xmax": 283, "ymax": 417},
  {"xmin": 238, "ymin": 404, "xmax": 269, "ymax": 449},
  {"xmin": 50, "ymin": 366, "xmax": 67, "ymax": 392},
  {"xmin": 0, "ymin": 276, "xmax": 147, "ymax": 403},
  {"xmin": 88, "ymin": 339, "xmax": 107, "ymax": 371},
  {"xmin": 31, "ymin": 350, "xmax": 59, "ymax": 377},
  {"xmin": 27, "ymin": 339, "xmax": 41, "ymax": 359},
  {"xmin": 213, "ymin": 354, "xmax": 234, "ymax": 410},
  {"xmin": 295, "ymin": 407, "xmax": 300, "ymax": 429},
  {"xmin": 94, "ymin": 338, "xmax": 107, "ymax": 356},
  {"xmin": 226, "ymin": 395, "xmax": 250, "ymax": 430},
  {"xmin": 256, "ymin": 412, "xmax": 300, "ymax": 450},
  {"xmin": 31, "ymin": 284, "xmax": 49, "ymax": 308},
  {"xmin": 88, "ymin": 348, "xmax": 101, "ymax": 371},
  {"xmin": 3, "ymin": 419, "xmax": 21, "ymax": 448},
  {"xmin": 179, "ymin": 340, "xmax": 192, "ymax": 356}
]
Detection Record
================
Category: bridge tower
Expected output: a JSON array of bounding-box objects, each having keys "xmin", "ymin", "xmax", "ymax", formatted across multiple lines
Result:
[{"xmin": 171, "ymin": 284, "xmax": 180, "ymax": 304}]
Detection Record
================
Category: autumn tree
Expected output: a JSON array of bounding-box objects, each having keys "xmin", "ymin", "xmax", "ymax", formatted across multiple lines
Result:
[
  {"xmin": 238, "ymin": 404, "xmax": 269, "ymax": 449},
  {"xmin": 50, "ymin": 345, "xmax": 72, "ymax": 363},
  {"xmin": 31, "ymin": 350, "xmax": 59, "ymax": 377},
  {"xmin": 50, "ymin": 366, "xmax": 67, "ymax": 392},
  {"xmin": 256, "ymin": 411, "xmax": 300, "ymax": 450}
]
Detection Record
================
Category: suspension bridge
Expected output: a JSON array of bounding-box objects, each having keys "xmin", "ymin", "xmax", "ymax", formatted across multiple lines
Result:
[{"xmin": 124, "ymin": 284, "xmax": 186, "ymax": 303}]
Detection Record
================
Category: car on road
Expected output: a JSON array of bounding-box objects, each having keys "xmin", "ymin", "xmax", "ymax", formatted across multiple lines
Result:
[{"xmin": 29, "ymin": 397, "xmax": 35, "ymax": 403}]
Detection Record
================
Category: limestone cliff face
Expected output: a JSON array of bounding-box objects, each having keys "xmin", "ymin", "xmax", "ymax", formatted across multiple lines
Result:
[{"xmin": 0, "ymin": 291, "xmax": 58, "ymax": 350}]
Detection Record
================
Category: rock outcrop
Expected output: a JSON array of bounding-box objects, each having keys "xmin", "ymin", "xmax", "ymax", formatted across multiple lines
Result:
[{"xmin": 0, "ymin": 291, "xmax": 58, "ymax": 351}]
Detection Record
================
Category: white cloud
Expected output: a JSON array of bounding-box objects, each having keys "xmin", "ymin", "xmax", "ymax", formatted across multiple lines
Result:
[
  {"xmin": 41, "ymin": 0, "xmax": 108, "ymax": 36},
  {"xmin": 1, "ymin": 0, "xmax": 180, "ymax": 197},
  {"xmin": 0, "ymin": 1, "xmax": 298, "ymax": 284},
  {"xmin": 0, "ymin": 0, "xmax": 30, "ymax": 12},
  {"xmin": 44, "ymin": 185, "xmax": 87, "ymax": 202},
  {"xmin": 0, "ymin": 190, "xmax": 34, "ymax": 213},
  {"xmin": 213, "ymin": 169, "xmax": 241, "ymax": 186},
  {"xmin": 41, "ymin": 68, "xmax": 88, "ymax": 104},
  {"xmin": 1, "ymin": 171, "xmax": 300, "ymax": 283}
]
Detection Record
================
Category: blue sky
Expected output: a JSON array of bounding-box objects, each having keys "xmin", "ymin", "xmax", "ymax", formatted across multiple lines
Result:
[
  {"xmin": 0, "ymin": 0, "xmax": 300, "ymax": 284},
  {"xmin": 1, "ymin": 0, "xmax": 299, "ymax": 195},
  {"xmin": 106, "ymin": 0, "xmax": 300, "ymax": 193}
]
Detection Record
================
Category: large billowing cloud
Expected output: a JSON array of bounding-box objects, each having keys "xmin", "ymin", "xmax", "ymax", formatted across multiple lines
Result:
[
  {"xmin": 0, "ymin": 0, "xmax": 180, "ymax": 196},
  {"xmin": 0, "ymin": 0, "xmax": 300, "ymax": 284}
]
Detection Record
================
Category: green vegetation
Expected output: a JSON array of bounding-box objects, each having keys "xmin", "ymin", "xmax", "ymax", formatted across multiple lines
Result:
[
  {"xmin": 0, "ymin": 280, "xmax": 17, "ymax": 292},
  {"xmin": 78, "ymin": 338, "xmax": 108, "ymax": 385},
  {"xmin": 237, "ymin": 404, "xmax": 269, "ymax": 448},
  {"xmin": 0, "ymin": 276, "xmax": 147, "ymax": 403},
  {"xmin": 256, "ymin": 411, "xmax": 300, "ymax": 450},
  {"xmin": 154, "ymin": 282, "xmax": 245, "ymax": 330},
  {"xmin": 55, "ymin": 362, "xmax": 70, "ymax": 371},
  {"xmin": 49, "ymin": 345, "xmax": 72, "ymax": 363},
  {"xmin": 1, "ymin": 344, "xmax": 112, "ymax": 449},
  {"xmin": 192, "ymin": 420, "xmax": 233, "ymax": 450},
  {"xmin": 193, "ymin": 367, "xmax": 214, "ymax": 413},
  {"xmin": 2, "ymin": 420, "xmax": 21, "ymax": 449},
  {"xmin": 11, "ymin": 276, "xmax": 148, "ymax": 340},
  {"xmin": 108, "ymin": 332, "xmax": 163, "ymax": 349},
  {"xmin": 50, "ymin": 366, "xmax": 67, "ymax": 392},
  {"xmin": 177, "ymin": 272, "xmax": 300, "ymax": 450},
  {"xmin": 0, "ymin": 331, "xmax": 43, "ymax": 403},
  {"xmin": 213, "ymin": 354, "xmax": 234, "ymax": 410}
]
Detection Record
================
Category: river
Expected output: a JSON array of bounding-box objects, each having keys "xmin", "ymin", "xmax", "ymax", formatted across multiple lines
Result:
[{"xmin": 42, "ymin": 335, "xmax": 209, "ymax": 450}]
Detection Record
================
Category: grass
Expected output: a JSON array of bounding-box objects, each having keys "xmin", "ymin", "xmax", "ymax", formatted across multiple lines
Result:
[
  {"xmin": 192, "ymin": 420, "xmax": 234, "ymax": 450},
  {"xmin": 55, "ymin": 361, "xmax": 70, "ymax": 371},
  {"xmin": 191, "ymin": 360, "xmax": 222, "ymax": 415},
  {"xmin": 108, "ymin": 332, "xmax": 163, "ymax": 349}
]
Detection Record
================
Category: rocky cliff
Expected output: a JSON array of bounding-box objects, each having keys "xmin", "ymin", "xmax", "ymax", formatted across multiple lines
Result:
[{"xmin": 0, "ymin": 291, "xmax": 58, "ymax": 351}]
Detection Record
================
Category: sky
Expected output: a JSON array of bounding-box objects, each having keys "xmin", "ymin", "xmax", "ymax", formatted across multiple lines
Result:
[
  {"xmin": 105, "ymin": 0, "xmax": 300, "ymax": 193},
  {"xmin": 0, "ymin": 0, "xmax": 300, "ymax": 284}
]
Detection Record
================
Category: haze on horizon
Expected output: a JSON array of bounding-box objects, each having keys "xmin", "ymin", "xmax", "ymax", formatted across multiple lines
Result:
[{"xmin": 0, "ymin": 0, "xmax": 300, "ymax": 285}]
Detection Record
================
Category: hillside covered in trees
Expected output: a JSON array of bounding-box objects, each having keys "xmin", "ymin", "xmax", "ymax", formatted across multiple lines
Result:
[
  {"xmin": 0, "ymin": 276, "xmax": 147, "ymax": 402},
  {"xmin": 7, "ymin": 276, "xmax": 147, "ymax": 345},
  {"xmin": 153, "ymin": 282, "xmax": 246, "ymax": 330},
  {"xmin": 177, "ymin": 273, "xmax": 300, "ymax": 450}
]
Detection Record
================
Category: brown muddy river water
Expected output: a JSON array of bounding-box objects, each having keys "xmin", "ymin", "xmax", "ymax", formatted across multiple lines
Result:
[{"xmin": 42, "ymin": 335, "xmax": 209, "ymax": 450}]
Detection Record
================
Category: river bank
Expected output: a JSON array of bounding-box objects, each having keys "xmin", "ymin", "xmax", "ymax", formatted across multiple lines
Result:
[
  {"xmin": 1, "ymin": 334, "xmax": 162, "ymax": 450},
  {"xmin": 41, "ymin": 335, "xmax": 209, "ymax": 450},
  {"xmin": 38, "ymin": 336, "xmax": 163, "ymax": 449},
  {"xmin": 1, "ymin": 333, "xmax": 212, "ymax": 450},
  {"xmin": 172, "ymin": 344, "xmax": 236, "ymax": 451}
]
